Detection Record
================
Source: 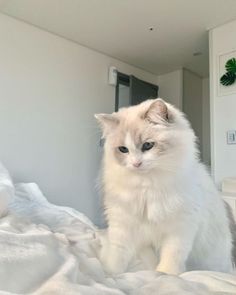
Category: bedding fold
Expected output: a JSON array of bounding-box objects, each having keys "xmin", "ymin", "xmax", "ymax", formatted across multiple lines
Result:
[{"xmin": 0, "ymin": 163, "xmax": 235, "ymax": 294}]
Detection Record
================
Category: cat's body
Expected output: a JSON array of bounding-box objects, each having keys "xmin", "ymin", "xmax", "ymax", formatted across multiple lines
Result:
[{"xmin": 95, "ymin": 99, "xmax": 234, "ymax": 275}]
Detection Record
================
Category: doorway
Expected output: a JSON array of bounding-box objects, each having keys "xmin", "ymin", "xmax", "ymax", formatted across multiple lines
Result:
[{"xmin": 115, "ymin": 72, "xmax": 159, "ymax": 111}]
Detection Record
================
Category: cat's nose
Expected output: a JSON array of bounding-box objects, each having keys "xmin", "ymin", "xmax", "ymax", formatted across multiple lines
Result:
[{"xmin": 133, "ymin": 161, "xmax": 142, "ymax": 168}]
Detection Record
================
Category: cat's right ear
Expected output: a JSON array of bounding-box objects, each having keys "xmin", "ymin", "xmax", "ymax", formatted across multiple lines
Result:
[
  {"xmin": 94, "ymin": 113, "xmax": 119, "ymax": 137},
  {"xmin": 145, "ymin": 99, "xmax": 169, "ymax": 124}
]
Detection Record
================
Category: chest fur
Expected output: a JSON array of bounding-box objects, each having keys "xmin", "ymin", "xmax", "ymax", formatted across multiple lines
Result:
[{"xmin": 105, "ymin": 175, "xmax": 185, "ymax": 223}]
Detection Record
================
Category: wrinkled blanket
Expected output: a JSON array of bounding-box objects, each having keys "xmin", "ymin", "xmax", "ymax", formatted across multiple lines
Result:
[{"xmin": 0, "ymin": 167, "xmax": 235, "ymax": 294}]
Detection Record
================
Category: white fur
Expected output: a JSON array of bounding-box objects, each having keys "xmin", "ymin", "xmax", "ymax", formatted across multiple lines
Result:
[
  {"xmin": 0, "ymin": 162, "xmax": 14, "ymax": 217},
  {"xmin": 96, "ymin": 99, "xmax": 233, "ymax": 275}
]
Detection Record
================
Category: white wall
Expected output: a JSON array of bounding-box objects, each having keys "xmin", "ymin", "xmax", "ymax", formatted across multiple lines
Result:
[
  {"xmin": 183, "ymin": 69, "xmax": 203, "ymax": 156},
  {"xmin": 210, "ymin": 20, "xmax": 236, "ymax": 187},
  {"xmin": 0, "ymin": 14, "xmax": 157, "ymax": 225},
  {"xmin": 202, "ymin": 78, "xmax": 210, "ymax": 167},
  {"xmin": 158, "ymin": 70, "xmax": 183, "ymax": 109},
  {"xmin": 158, "ymin": 70, "xmax": 211, "ymax": 165}
]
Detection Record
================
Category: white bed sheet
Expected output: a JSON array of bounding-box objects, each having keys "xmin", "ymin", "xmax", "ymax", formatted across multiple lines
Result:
[{"xmin": 0, "ymin": 170, "xmax": 235, "ymax": 294}]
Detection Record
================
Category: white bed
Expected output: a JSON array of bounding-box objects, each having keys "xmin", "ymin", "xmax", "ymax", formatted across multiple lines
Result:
[{"xmin": 0, "ymin": 164, "xmax": 236, "ymax": 295}]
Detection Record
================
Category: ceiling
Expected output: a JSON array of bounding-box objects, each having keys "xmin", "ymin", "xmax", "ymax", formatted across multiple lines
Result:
[{"xmin": 1, "ymin": 0, "xmax": 236, "ymax": 77}]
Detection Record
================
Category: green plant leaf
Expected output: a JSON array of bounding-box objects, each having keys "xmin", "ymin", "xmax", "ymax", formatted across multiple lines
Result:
[
  {"xmin": 220, "ymin": 71, "xmax": 236, "ymax": 86},
  {"xmin": 225, "ymin": 58, "xmax": 236, "ymax": 73}
]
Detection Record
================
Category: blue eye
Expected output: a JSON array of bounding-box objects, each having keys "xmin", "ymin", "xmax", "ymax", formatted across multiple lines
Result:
[
  {"xmin": 142, "ymin": 142, "xmax": 155, "ymax": 152},
  {"xmin": 118, "ymin": 146, "xmax": 129, "ymax": 153}
]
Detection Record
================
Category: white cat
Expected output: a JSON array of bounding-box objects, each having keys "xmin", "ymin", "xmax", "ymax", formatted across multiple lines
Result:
[{"xmin": 95, "ymin": 98, "xmax": 234, "ymax": 275}]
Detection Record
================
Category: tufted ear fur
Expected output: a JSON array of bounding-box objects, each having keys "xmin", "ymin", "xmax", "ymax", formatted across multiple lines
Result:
[
  {"xmin": 145, "ymin": 99, "xmax": 168, "ymax": 124},
  {"xmin": 95, "ymin": 113, "xmax": 119, "ymax": 137}
]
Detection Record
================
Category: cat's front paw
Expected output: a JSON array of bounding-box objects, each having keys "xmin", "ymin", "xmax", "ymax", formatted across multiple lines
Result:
[
  {"xmin": 102, "ymin": 257, "xmax": 126, "ymax": 275},
  {"xmin": 156, "ymin": 262, "xmax": 185, "ymax": 275},
  {"xmin": 99, "ymin": 244, "xmax": 128, "ymax": 275}
]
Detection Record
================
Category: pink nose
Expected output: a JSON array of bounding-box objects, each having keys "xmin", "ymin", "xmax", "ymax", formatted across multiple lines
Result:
[{"xmin": 133, "ymin": 161, "xmax": 142, "ymax": 168}]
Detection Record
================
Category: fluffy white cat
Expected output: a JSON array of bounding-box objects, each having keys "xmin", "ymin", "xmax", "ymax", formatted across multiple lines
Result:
[{"xmin": 95, "ymin": 98, "xmax": 234, "ymax": 275}]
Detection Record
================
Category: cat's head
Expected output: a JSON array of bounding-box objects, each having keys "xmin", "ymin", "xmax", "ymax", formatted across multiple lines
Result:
[{"xmin": 95, "ymin": 99, "xmax": 196, "ymax": 174}]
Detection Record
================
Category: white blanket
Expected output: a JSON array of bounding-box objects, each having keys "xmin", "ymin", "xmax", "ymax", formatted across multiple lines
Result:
[{"xmin": 0, "ymin": 166, "xmax": 235, "ymax": 294}]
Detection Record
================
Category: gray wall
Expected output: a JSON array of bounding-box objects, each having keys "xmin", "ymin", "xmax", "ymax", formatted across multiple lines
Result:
[
  {"xmin": 158, "ymin": 70, "xmax": 183, "ymax": 109},
  {"xmin": 183, "ymin": 69, "xmax": 203, "ymax": 157}
]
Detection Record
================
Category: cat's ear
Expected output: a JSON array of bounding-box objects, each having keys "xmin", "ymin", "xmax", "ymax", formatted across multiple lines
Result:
[
  {"xmin": 94, "ymin": 113, "xmax": 119, "ymax": 136},
  {"xmin": 145, "ymin": 99, "xmax": 168, "ymax": 124}
]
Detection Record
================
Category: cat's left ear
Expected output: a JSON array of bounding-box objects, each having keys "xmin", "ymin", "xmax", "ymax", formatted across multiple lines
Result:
[
  {"xmin": 95, "ymin": 113, "xmax": 119, "ymax": 136},
  {"xmin": 145, "ymin": 99, "xmax": 169, "ymax": 124}
]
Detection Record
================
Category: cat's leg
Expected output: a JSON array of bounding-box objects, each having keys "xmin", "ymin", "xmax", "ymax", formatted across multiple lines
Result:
[
  {"xmin": 99, "ymin": 225, "xmax": 134, "ymax": 275},
  {"xmin": 156, "ymin": 227, "xmax": 197, "ymax": 275},
  {"xmin": 139, "ymin": 246, "xmax": 158, "ymax": 270}
]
